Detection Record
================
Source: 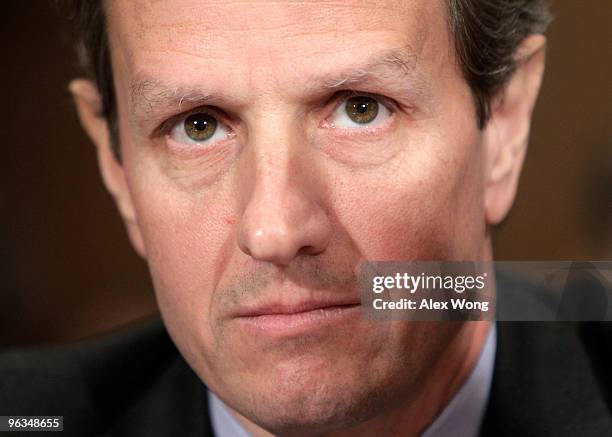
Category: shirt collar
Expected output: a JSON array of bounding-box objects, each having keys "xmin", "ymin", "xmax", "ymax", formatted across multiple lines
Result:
[{"xmin": 421, "ymin": 324, "xmax": 496, "ymax": 437}]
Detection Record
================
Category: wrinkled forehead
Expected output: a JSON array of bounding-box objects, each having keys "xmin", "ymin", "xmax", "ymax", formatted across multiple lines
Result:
[{"xmin": 105, "ymin": 0, "xmax": 450, "ymax": 98}]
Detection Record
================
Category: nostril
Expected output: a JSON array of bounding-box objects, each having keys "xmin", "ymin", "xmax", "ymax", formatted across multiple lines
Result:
[
  {"xmin": 240, "ymin": 245, "xmax": 252, "ymax": 257},
  {"xmin": 298, "ymin": 245, "xmax": 319, "ymax": 256}
]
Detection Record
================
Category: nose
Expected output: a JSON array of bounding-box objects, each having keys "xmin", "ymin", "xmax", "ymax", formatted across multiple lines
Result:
[{"xmin": 237, "ymin": 140, "xmax": 332, "ymax": 266}]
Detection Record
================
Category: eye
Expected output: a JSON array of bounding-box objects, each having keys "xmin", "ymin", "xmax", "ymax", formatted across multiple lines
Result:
[
  {"xmin": 329, "ymin": 95, "xmax": 392, "ymax": 128},
  {"xmin": 168, "ymin": 112, "xmax": 231, "ymax": 146}
]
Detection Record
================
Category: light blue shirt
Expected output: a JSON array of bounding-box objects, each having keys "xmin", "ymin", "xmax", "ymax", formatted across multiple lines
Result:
[{"xmin": 208, "ymin": 325, "xmax": 496, "ymax": 437}]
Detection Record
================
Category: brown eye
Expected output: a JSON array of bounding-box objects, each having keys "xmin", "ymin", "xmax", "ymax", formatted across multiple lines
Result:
[
  {"xmin": 184, "ymin": 113, "xmax": 218, "ymax": 141},
  {"xmin": 345, "ymin": 96, "xmax": 379, "ymax": 124}
]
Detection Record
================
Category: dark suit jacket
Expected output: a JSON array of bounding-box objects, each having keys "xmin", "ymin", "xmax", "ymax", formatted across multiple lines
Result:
[{"xmin": 2, "ymin": 306, "xmax": 612, "ymax": 436}]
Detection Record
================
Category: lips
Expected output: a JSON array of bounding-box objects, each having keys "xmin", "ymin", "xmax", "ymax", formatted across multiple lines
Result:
[
  {"xmin": 232, "ymin": 299, "xmax": 361, "ymax": 318},
  {"xmin": 229, "ymin": 297, "xmax": 362, "ymax": 337}
]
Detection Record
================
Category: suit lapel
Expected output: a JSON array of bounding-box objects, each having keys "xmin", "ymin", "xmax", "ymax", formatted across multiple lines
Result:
[{"xmin": 480, "ymin": 322, "xmax": 612, "ymax": 436}]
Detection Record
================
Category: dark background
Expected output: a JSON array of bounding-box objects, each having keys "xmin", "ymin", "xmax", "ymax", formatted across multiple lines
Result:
[{"xmin": 1, "ymin": 1, "xmax": 610, "ymax": 348}]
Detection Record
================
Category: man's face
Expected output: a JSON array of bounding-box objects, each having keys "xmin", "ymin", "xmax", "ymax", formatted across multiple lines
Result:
[{"xmin": 106, "ymin": 0, "xmax": 489, "ymax": 432}]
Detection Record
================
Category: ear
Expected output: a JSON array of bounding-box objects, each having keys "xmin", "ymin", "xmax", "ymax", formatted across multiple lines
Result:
[
  {"xmin": 69, "ymin": 79, "xmax": 147, "ymax": 258},
  {"xmin": 483, "ymin": 34, "xmax": 547, "ymax": 224}
]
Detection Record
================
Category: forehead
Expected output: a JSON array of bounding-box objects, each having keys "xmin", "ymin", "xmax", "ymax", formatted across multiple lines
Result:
[{"xmin": 105, "ymin": 0, "xmax": 450, "ymax": 89}]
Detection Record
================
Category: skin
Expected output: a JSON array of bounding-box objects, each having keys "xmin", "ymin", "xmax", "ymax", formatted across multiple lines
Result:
[{"xmin": 71, "ymin": 0, "xmax": 546, "ymax": 435}]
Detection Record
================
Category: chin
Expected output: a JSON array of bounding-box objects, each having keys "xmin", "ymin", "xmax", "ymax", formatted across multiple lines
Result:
[
  {"xmin": 234, "ymin": 376, "xmax": 394, "ymax": 436},
  {"xmin": 216, "ymin": 347, "xmax": 413, "ymax": 437}
]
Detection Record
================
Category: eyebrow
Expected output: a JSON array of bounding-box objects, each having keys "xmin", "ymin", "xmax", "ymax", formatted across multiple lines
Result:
[
  {"xmin": 129, "ymin": 46, "xmax": 430, "ymax": 126},
  {"xmin": 321, "ymin": 47, "xmax": 419, "ymax": 89},
  {"xmin": 316, "ymin": 46, "xmax": 433, "ymax": 106},
  {"xmin": 130, "ymin": 79, "xmax": 225, "ymax": 122}
]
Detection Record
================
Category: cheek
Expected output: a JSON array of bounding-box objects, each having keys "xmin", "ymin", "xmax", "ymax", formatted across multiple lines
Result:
[
  {"xmin": 329, "ymin": 133, "xmax": 486, "ymax": 261},
  {"xmin": 124, "ymin": 157, "xmax": 236, "ymax": 353}
]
